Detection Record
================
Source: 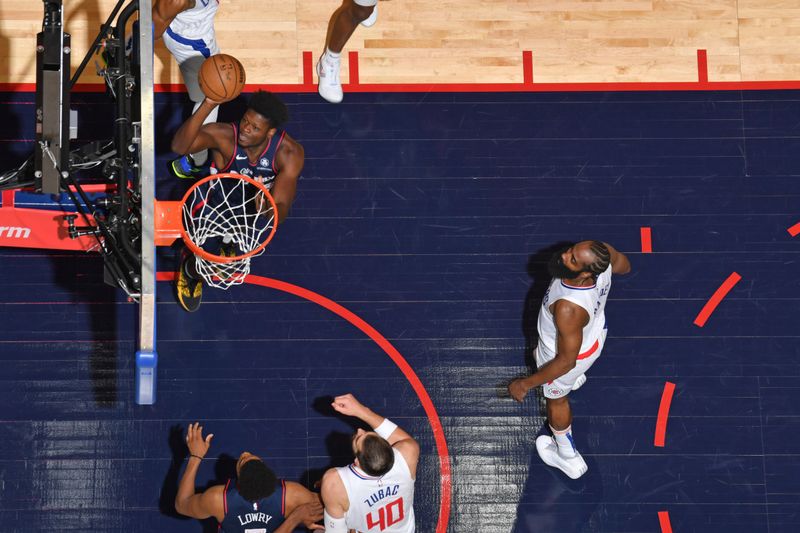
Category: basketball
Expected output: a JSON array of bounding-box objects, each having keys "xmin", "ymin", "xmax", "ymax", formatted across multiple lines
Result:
[{"xmin": 198, "ymin": 54, "xmax": 246, "ymax": 102}]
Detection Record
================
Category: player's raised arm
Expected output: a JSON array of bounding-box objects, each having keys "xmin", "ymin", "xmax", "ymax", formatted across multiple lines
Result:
[
  {"xmin": 170, "ymin": 99, "xmax": 227, "ymax": 156},
  {"xmin": 174, "ymin": 422, "xmax": 224, "ymax": 520},
  {"xmin": 331, "ymin": 393, "xmax": 414, "ymax": 446},
  {"xmin": 604, "ymin": 242, "xmax": 631, "ymax": 275},
  {"xmin": 322, "ymin": 393, "xmax": 418, "ymax": 531}
]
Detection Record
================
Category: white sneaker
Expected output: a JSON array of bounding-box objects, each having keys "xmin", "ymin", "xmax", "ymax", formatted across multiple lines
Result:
[
  {"xmin": 536, "ymin": 435, "xmax": 588, "ymax": 479},
  {"xmin": 360, "ymin": 5, "xmax": 378, "ymax": 27},
  {"xmin": 317, "ymin": 54, "xmax": 343, "ymax": 104},
  {"xmin": 572, "ymin": 373, "xmax": 587, "ymax": 391}
]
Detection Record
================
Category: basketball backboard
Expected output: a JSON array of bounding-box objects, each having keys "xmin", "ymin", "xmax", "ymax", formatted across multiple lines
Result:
[{"xmin": 135, "ymin": 0, "xmax": 157, "ymax": 405}]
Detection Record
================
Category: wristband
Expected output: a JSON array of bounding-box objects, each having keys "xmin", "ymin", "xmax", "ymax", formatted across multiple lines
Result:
[
  {"xmin": 374, "ymin": 418, "xmax": 398, "ymax": 440},
  {"xmin": 189, "ymin": 454, "xmax": 203, "ymax": 460},
  {"xmin": 323, "ymin": 510, "xmax": 348, "ymax": 533}
]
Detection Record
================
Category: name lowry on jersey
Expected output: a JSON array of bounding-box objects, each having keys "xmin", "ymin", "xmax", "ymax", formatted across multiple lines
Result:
[{"xmin": 237, "ymin": 512, "xmax": 273, "ymax": 526}]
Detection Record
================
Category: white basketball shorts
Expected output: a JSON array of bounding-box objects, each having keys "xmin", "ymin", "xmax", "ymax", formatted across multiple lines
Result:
[{"xmin": 536, "ymin": 328, "xmax": 607, "ymax": 399}]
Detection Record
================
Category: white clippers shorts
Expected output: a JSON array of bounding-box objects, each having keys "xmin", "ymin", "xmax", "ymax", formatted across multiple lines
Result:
[
  {"xmin": 162, "ymin": 24, "xmax": 220, "ymax": 104},
  {"xmin": 355, "ymin": 0, "xmax": 379, "ymax": 6},
  {"xmin": 536, "ymin": 328, "xmax": 607, "ymax": 399}
]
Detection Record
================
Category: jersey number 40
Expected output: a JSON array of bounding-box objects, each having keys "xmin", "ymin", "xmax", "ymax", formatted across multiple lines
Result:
[{"xmin": 365, "ymin": 497, "xmax": 404, "ymax": 531}]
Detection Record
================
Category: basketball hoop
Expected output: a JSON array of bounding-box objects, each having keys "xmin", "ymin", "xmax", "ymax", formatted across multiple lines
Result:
[{"xmin": 157, "ymin": 172, "xmax": 278, "ymax": 289}]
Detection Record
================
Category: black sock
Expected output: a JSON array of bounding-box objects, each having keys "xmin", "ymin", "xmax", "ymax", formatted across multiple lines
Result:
[{"xmin": 182, "ymin": 255, "xmax": 200, "ymax": 281}]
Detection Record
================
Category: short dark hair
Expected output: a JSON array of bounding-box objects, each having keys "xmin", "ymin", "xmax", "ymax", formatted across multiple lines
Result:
[
  {"xmin": 586, "ymin": 240, "xmax": 610, "ymax": 276},
  {"xmin": 247, "ymin": 90, "xmax": 289, "ymax": 129},
  {"xmin": 237, "ymin": 459, "xmax": 278, "ymax": 502},
  {"xmin": 356, "ymin": 434, "xmax": 395, "ymax": 477}
]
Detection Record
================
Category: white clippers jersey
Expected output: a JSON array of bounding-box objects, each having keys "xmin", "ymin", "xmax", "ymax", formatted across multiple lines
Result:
[
  {"xmin": 336, "ymin": 449, "xmax": 416, "ymax": 533},
  {"xmin": 537, "ymin": 264, "xmax": 613, "ymax": 356},
  {"xmin": 169, "ymin": 0, "xmax": 219, "ymax": 38}
]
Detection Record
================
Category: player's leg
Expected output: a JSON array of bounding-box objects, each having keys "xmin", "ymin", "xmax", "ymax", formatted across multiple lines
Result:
[
  {"xmin": 533, "ymin": 343, "xmax": 592, "ymax": 479},
  {"xmin": 360, "ymin": 2, "xmax": 378, "ymax": 27},
  {"xmin": 176, "ymin": 250, "xmax": 203, "ymax": 312},
  {"xmin": 318, "ymin": 0, "xmax": 378, "ymax": 103},
  {"xmin": 328, "ymin": 0, "xmax": 377, "ymax": 51},
  {"xmin": 546, "ymin": 397, "xmax": 573, "ymax": 439},
  {"xmin": 535, "ymin": 397, "xmax": 588, "ymax": 479},
  {"xmin": 177, "ymin": 52, "xmax": 220, "ymax": 163},
  {"xmin": 163, "ymin": 31, "xmax": 220, "ymax": 172}
]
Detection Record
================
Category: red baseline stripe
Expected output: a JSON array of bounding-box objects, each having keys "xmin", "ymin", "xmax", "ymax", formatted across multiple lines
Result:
[
  {"xmin": 2, "ymin": 190, "xmax": 14, "ymax": 208},
  {"xmin": 788, "ymin": 221, "xmax": 800, "ymax": 237},
  {"xmin": 349, "ymin": 51, "xmax": 360, "ymax": 85},
  {"xmin": 640, "ymin": 227, "xmax": 652, "ymax": 253},
  {"xmin": 154, "ymin": 271, "xmax": 452, "ymax": 533},
  {"xmin": 522, "ymin": 51, "xmax": 534, "ymax": 84},
  {"xmin": 658, "ymin": 510, "xmax": 673, "ymax": 533},
  {"xmin": 693, "ymin": 272, "xmax": 741, "ymax": 327},
  {"xmin": 10, "ymin": 80, "xmax": 800, "ymax": 95},
  {"xmin": 654, "ymin": 381, "xmax": 675, "ymax": 447},
  {"xmin": 697, "ymin": 49, "xmax": 708, "ymax": 83},
  {"xmin": 302, "ymin": 51, "xmax": 313, "ymax": 87}
]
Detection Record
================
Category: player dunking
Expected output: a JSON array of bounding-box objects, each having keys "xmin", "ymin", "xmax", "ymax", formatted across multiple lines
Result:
[
  {"xmin": 153, "ymin": 0, "xmax": 221, "ymax": 172},
  {"xmin": 170, "ymin": 90, "xmax": 305, "ymax": 312},
  {"xmin": 320, "ymin": 394, "xmax": 418, "ymax": 532},
  {"xmin": 509, "ymin": 241, "xmax": 631, "ymax": 479}
]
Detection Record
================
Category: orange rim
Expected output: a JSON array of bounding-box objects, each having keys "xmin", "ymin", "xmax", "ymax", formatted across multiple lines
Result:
[{"xmin": 179, "ymin": 172, "xmax": 278, "ymax": 264}]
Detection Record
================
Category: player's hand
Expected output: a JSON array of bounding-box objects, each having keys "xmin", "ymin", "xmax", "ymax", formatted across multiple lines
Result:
[
  {"xmin": 186, "ymin": 422, "xmax": 214, "ymax": 458},
  {"xmin": 331, "ymin": 393, "xmax": 366, "ymax": 417},
  {"xmin": 203, "ymin": 96, "xmax": 226, "ymax": 107},
  {"xmin": 292, "ymin": 500, "xmax": 324, "ymax": 530},
  {"xmin": 508, "ymin": 379, "xmax": 531, "ymax": 403},
  {"xmin": 254, "ymin": 191, "xmax": 274, "ymax": 217}
]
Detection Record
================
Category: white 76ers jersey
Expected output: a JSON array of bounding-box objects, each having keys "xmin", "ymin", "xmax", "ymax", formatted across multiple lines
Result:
[
  {"xmin": 336, "ymin": 449, "xmax": 416, "ymax": 533},
  {"xmin": 537, "ymin": 264, "xmax": 613, "ymax": 356}
]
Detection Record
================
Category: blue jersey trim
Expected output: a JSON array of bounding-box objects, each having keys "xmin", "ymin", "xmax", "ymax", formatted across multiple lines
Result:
[{"xmin": 165, "ymin": 27, "xmax": 212, "ymax": 58}]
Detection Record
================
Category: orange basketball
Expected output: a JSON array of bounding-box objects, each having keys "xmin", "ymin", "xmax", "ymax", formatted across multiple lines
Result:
[{"xmin": 198, "ymin": 54, "xmax": 246, "ymax": 102}]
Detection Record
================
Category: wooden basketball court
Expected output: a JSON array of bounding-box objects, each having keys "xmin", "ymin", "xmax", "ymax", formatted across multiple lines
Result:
[{"xmin": 3, "ymin": 1, "xmax": 800, "ymax": 87}]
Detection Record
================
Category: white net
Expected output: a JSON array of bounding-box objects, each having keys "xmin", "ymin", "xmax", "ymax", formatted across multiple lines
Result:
[{"xmin": 181, "ymin": 174, "xmax": 276, "ymax": 289}]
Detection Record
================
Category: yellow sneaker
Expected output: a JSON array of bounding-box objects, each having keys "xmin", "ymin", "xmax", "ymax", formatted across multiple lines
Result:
[{"xmin": 176, "ymin": 255, "xmax": 203, "ymax": 312}]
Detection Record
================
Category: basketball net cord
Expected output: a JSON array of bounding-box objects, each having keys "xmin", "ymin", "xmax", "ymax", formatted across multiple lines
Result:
[{"xmin": 182, "ymin": 177, "xmax": 275, "ymax": 289}]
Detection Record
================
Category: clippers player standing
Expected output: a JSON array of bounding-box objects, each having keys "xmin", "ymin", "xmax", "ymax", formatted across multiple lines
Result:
[
  {"xmin": 509, "ymin": 241, "xmax": 631, "ymax": 479},
  {"xmin": 321, "ymin": 394, "xmax": 418, "ymax": 532}
]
